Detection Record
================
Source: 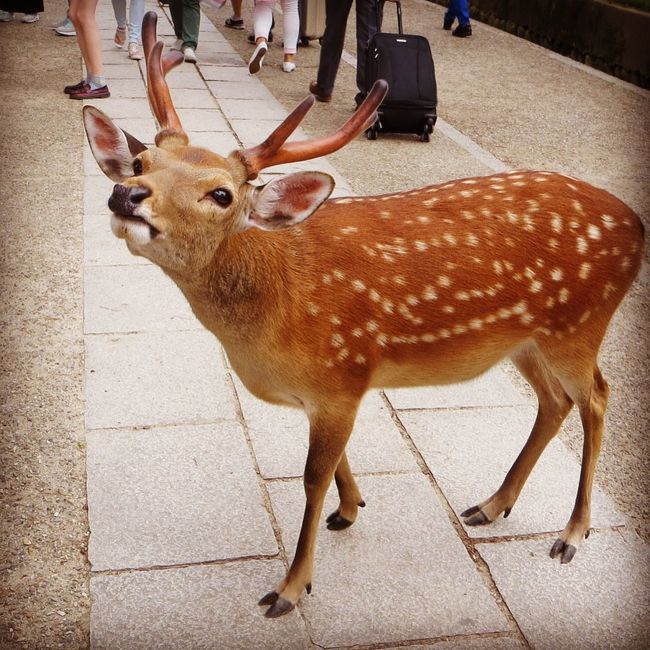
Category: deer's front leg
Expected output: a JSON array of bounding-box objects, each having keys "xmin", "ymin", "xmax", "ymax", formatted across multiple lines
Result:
[{"xmin": 259, "ymin": 408, "xmax": 356, "ymax": 618}]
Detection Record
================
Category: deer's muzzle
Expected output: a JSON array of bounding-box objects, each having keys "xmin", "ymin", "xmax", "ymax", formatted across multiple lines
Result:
[{"xmin": 108, "ymin": 184, "xmax": 152, "ymax": 217}]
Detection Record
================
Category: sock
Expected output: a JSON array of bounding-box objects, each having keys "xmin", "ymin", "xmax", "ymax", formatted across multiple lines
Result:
[{"xmin": 89, "ymin": 74, "xmax": 106, "ymax": 90}]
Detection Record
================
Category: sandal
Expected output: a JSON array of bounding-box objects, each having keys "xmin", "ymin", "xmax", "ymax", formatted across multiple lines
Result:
[{"xmin": 114, "ymin": 25, "xmax": 127, "ymax": 48}]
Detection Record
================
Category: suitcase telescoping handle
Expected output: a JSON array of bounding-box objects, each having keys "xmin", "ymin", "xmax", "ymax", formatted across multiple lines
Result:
[{"xmin": 378, "ymin": 0, "xmax": 404, "ymax": 35}]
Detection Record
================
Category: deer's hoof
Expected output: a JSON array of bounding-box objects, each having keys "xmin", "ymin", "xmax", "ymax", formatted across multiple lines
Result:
[
  {"xmin": 326, "ymin": 509, "xmax": 354, "ymax": 530},
  {"xmin": 258, "ymin": 590, "xmax": 279, "ymax": 606},
  {"xmin": 550, "ymin": 539, "xmax": 577, "ymax": 564},
  {"xmin": 461, "ymin": 505, "xmax": 490, "ymax": 526},
  {"xmin": 264, "ymin": 596, "xmax": 295, "ymax": 618}
]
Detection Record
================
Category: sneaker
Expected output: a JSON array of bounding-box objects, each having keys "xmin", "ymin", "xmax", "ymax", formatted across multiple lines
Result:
[
  {"xmin": 52, "ymin": 15, "xmax": 69, "ymax": 28},
  {"xmin": 114, "ymin": 25, "xmax": 127, "ymax": 48},
  {"xmin": 55, "ymin": 19, "xmax": 76, "ymax": 36},
  {"xmin": 171, "ymin": 38, "xmax": 183, "ymax": 51},
  {"xmin": 452, "ymin": 23, "xmax": 472, "ymax": 37},
  {"xmin": 0, "ymin": 10, "xmax": 14, "ymax": 21},
  {"xmin": 69, "ymin": 84, "xmax": 110, "ymax": 100},
  {"xmin": 225, "ymin": 16, "xmax": 244, "ymax": 30},
  {"xmin": 282, "ymin": 61, "xmax": 296, "ymax": 73},
  {"xmin": 183, "ymin": 46, "xmax": 197, "ymax": 63},
  {"xmin": 64, "ymin": 80, "xmax": 88, "ymax": 94},
  {"xmin": 128, "ymin": 42, "xmax": 143, "ymax": 60},
  {"xmin": 22, "ymin": 13, "xmax": 39, "ymax": 23},
  {"xmin": 309, "ymin": 80, "xmax": 332, "ymax": 103},
  {"xmin": 248, "ymin": 41, "xmax": 267, "ymax": 74}
]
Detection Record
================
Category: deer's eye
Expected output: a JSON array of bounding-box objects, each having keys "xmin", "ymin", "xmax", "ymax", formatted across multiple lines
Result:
[
  {"xmin": 133, "ymin": 158, "xmax": 143, "ymax": 176},
  {"xmin": 211, "ymin": 188, "xmax": 232, "ymax": 207}
]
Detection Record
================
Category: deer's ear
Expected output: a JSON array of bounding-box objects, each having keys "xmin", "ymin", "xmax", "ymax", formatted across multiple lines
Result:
[
  {"xmin": 82, "ymin": 106, "xmax": 147, "ymax": 182},
  {"xmin": 248, "ymin": 172, "xmax": 335, "ymax": 231}
]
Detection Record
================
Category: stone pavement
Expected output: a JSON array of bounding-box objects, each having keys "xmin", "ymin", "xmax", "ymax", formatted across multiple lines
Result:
[{"xmin": 81, "ymin": 2, "xmax": 649, "ymax": 649}]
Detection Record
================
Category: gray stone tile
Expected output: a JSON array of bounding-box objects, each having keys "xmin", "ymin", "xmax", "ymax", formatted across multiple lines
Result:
[
  {"xmin": 218, "ymin": 98, "xmax": 288, "ymax": 121},
  {"xmin": 90, "ymin": 561, "xmax": 311, "ymax": 649},
  {"xmin": 84, "ymin": 175, "xmax": 115, "ymax": 216},
  {"xmin": 233, "ymin": 381, "xmax": 418, "ymax": 478},
  {"xmin": 196, "ymin": 51, "xmax": 244, "ymax": 67},
  {"xmin": 176, "ymin": 108, "xmax": 230, "ymax": 132},
  {"xmin": 478, "ymin": 531, "xmax": 650, "ymax": 649},
  {"xmin": 87, "ymin": 423, "xmax": 277, "ymax": 570},
  {"xmin": 200, "ymin": 65, "xmax": 253, "ymax": 82},
  {"xmin": 230, "ymin": 118, "xmax": 286, "ymax": 146},
  {"xmin": 268, "ymin": 474, "xmax": 508, "ymax": 647},
  {"xmin": 188, "ymin": 130, "xmax": 240, "ymax": 154},
  {"xmin": 401, "ymin": 405, "xmax": 624, "ymax": 536},
  {"xmin": 170, "ymin": 88, "xmax": 218, "ymax": 109},
  {"xmin": 104, "ymin": 78, "xmax": 148, "ymax": 98},
  {"xmin": 112, "ymin": 117, "xmax": 158, "ymax": 145},
  {"xmin": 385, "ymin": 366, "xmax": 527, "ymax": 409},
  {"xmin": 90, "ymin": 98, "xmax": 152, "ymax": 120},
  {"xmin": 383, "ymin": 639, "xmax": 524, "ymax": 650},
  {"xmin": 166, "ymin": 73, "xmax": 210, "ymax": 90},
  {"xmin": 207, "ymin": 79, "xmax": 276, "ymax": 101},
  {"xmin": 85, "ymin": 330, "xmax": 233, "ymax": 429},
  {"xmin": 84, "ymin": 216, "xmax": 151, "ymax": 266},
  {"xmin": 84, "ymin": 265, "xmax": 199, "ymax": 334}
]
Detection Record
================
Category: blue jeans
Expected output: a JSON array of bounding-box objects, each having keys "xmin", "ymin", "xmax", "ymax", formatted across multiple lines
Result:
[
  {"xmin": 111, "ymin": 0, "xmax": 145, "ymax": 45},
  {"xmin": 445, "ymin": 0, "xmax": 470, "ymax": 26}
]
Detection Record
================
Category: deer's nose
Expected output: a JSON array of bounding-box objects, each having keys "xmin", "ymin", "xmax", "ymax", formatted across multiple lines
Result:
[{"xmin": 108, "ymin": 184, "xmax": 151, "ymax": 215}]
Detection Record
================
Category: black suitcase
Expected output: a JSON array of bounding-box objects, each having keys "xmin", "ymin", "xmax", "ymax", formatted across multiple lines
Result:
[{"xmin": 365, "ymin": 1, "xmax": 437, "ymax": 141}]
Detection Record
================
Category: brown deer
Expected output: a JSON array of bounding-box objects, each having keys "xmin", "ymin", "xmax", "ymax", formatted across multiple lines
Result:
[{"xmin": 83, "ymin": 12, "xmax": 644, "ymax": 618}]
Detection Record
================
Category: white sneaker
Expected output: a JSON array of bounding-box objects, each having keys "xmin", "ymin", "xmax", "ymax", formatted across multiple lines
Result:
[
  {"xmin": 170, "ymin": 38, "xmax": 183, "ymax": 51},
  {"xmin": 0, "ymin": 10, "xmax": 14, "ymax": 21},
  {"xmin": 128, "ymin": 42, "xmax": 144, "ymax": 60},
  {"xmin": 55, "ymin": 18, "xmax": 76, "ymax": 36},
  {"xmin": 51, "ymin": 15, "xmax": 68, "ymax": 28},
  {"xmin": 183, "ymin": 47, "xmax": 197, "ymax": 63},
  {"xmin": 282, "ymin": 61, "xmax": 296, "ymax": 73},
  {"xmin": 22, "ymin": 13, "xmax": 39, "ymax": 23},
  {"xmin": 248, "ymin": 41, "xmax": 267, "ymax": 75}
]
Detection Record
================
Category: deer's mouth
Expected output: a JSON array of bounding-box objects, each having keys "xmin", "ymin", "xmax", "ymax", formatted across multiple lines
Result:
[
  {"xmin": 110, "ymin": 213, "xmax": 161, "ymax": 243},
  {"xmin": 115, "ymin": 213, "xmax": 161, "ymax": 238}
]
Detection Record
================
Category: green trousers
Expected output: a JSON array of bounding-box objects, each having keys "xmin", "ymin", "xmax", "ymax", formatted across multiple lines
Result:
[{"xmin": 170, "ymin": 0, "xmax": 200, "ymax": 50}]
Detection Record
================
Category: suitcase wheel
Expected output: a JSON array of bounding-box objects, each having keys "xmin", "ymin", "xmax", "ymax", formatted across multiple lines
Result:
[{"xmin": 366, "ymin": 125, "xmax": 378, "ymax": 140}]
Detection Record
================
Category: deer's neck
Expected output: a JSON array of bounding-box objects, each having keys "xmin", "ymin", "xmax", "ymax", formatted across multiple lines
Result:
[{"xmin": 165, "ymin": 229, "xmax": 291, "ymax": 342}]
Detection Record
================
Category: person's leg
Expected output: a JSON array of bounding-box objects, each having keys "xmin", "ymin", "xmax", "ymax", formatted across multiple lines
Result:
[
  {"xmin": 69, "ymin": 0, "xmax": 104, "ymax": 81},
  {"xmin": 181, "ymin": 0, "xmax": 200, "ymax": 50},
  {"xmin": 111, "ymin": 0, "xmax": 127, "ymax": 47},
  {"xmin": 253, "ymin": 0, "xmax": 273, "ymax": 41},
  {"xmin": 169, "ymin": 0, "xmax": 183, "ymax": 40},
  {"xmin": 281, "ymin": 0, "xmax": 299, "ymax": 65},
  {"xmin": 455, "ymin": 0, "xmax": 470, "ymax": 25},
  {"xmin": 315, "ymin": 0, "xmax": 353, "ymax": 95},
  {"xmin": 128, "ymin": 0, "xmax": 145, "ymax": 45},
  {"xmin": 354, "ymin": 0, "xmax": 380, "ymax": 102}
]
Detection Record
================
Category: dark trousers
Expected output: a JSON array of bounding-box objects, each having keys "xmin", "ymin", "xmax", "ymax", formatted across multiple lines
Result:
[
  {"xmin": 316, "ymin": 0, "xmax": 380, "ymax": 101},
  {"xmin": 169, "ymin": 0, "xmax": 200, "ymax": 50},
  {"xmin": 0, "ymin": 0, "xmax": 43, "ymax": 10}
]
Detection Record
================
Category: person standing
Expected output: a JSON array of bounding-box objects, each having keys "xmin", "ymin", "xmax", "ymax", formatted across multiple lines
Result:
[
  {"xmin": 248, "ymin": 0, "xmax": 299, "ymax": 74},
  {"xmin": 0, "ymin": 0, "xmax": 43, "ymax": 23},
  {"xmin": 443, "ymin": 0, "xmax": 472, "ymax": 37},
  {"xmin": 65, "ymin": 0, "xmax": 110, "ymax": 99},
  {"xmin": 169, "ymin": 0, "xmax": 200, "ymax": 63},
  {"xmin": 309, "ymin": 0, "xmax": 395, "ymax": 106},
  {"xmin": 111, "ymin": 0, "xmax": 146, "ymax": 60}
]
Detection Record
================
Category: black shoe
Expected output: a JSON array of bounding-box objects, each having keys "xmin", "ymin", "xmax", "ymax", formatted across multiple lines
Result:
[
  {"xmin": 452, "ymin": 23, "xmax": 472, "ymax": 37},
  {"xmin": 443, "ymin": 16, "xmax": 454, "ymax": 30}
]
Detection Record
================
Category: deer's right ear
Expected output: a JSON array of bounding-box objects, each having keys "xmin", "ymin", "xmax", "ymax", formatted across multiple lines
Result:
[{"xmin": 82, "ymin": 106, "xmax": 147, "ymax": 182}]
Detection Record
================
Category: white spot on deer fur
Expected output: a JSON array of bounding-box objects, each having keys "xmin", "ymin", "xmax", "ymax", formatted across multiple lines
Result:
[
  {"xmin": 461, "ymin": 210, "xmax": 475, "ymax": 220},
  {"xmin": 352, "ymin": 279, "xmax": 366, "ymax": 292},
  {"xmin": 579, "ymin": 310, "xmax": 592, "ymax": 324},
  {"xmin": 469, "ymin": 318, "xmax": 484, "ymax": 330},
  {"xmin": 506, "ymin": 211, "xmax": 519, "ymax": 224},
  {"xmin": 603, "ymin": 282, "xmax": 617, "ymax": 299},
  {"xmin": 421, "ymin": 333, "xmax": 437, "ymax": 342},
  {"xmin": 455, "ymin": 291, "xmax": 470, "ymax": 301},
  {"xmin": 336, "ymin": 198, "xmax": 353, "ymax": 204},
  {"xmin": 601, "ymin": 214, "xmax": 616, "ymax": 230},
  {"xmin": 355, "ymin": 354, "xmax": 366, "ymax": 365},
  {"xmin": 550, "ymin": 267, "xmax": 564, "ymax": 282},
  {"xmin": 621, "ymin": 256, "xmax": 631, "ymax": 270},
  {"xmin": 322, "ymin": 274, "xmax": 332, "ymax": 285},
  {"xmin": 558, "ymin": 288, "xmax": 570, "ymax": 304},
  {"xmin": 330, "ymin": 315, "xmax": 342, "ymax": 326},
  {"xmin": 548, "ymin": 238, "xmax": 560, "ymax": 250},
  {"xmin": 443, "ymin": 233, "xmax": 458, "ymax": 246},
  {"xmin": 576, "ymin": 236, "xmax": 588, "ymax": 254},
  {"xmin": 382, "ymin": 301, "xmax": 394, "ymax": 314},
  {"xmin": 493, "ymin": 260, "xmax": 504, "ymax": 275},
  {"xmin": 423, "ymin": 197, "xmax": 439, "ymax": 207},
  {"xmin": 587, "ymin": 224, "xmax": 602, "ymax": 241},
  {"xmin": 572, "ymin": 200, "xmax": 585, "ymax": 214},
  {"xmin": 366, "ymin": 320, "xmax": 379, "ymax": 333},
  {"xmin": 545, "ymin": 296, "xmax": 556, "ymax": 309},
  {"xmin": 529, "ymin": 280, "xmax": 543, "ymax": 293},
  {"xmin": 453, "ymin": 325, "xmax": 467, "ymax": 335},
  {"xmin": 437, "ymin": 275, "xmax": 452, "ymax": 288},
  {"xmin": 498, "ymin": 307, "xmax": 512, "ymax": 319},
  {"xmin": 442, "ymin": 305, "xmax": 455, "ymax": 314},
  {"xmin": 461, "ymin": 179, "xmax": 478, "ymax": 184},
  {"xmin": 381, "ymin": 253, "xmax": 395, "ymax": 263},
  {"xmin": 333, "ymin": 269, "xmax": 345, "ymax": 281},
  {"xmin": 331, "ymin": 333, "xmax": 344, "ymax": 348},
  {"xmin": 337, "ymin": 348, "xmax": 350, "ymax": 361},
  {"xmin": 566, "ymin": 182, "xmax": 578, "ymax": 191},
  {"xmin": 414, "ymin": 240, "xmax": 428, "ymax": 252},
  {"xmin": 380, "ymin": 210, "xmax": 391, "ymax": 219},
  {"xmin": 376, "ymin": 333, "xmax": 388, "ymax": 347},
  {"xmin": 481, "ymin": 208, "xmax": 492, "ymax": 218},
  {"xmin": 416, "ymin": 215, "xmax": 431, "ymax": 224},
  {"xmin": 524, "ymin": 267, "xmax": 536, "ymax": 280},
  {"xmin": 465, "ymin": 234, "xmax": 480, "ymax": 247},
  {"xmin": 512, "ymin": 181, "xmax": 527, "ymax": 187},
  {"xmin": 534, "ymin": 176, "xmax": 549, "ymax": 182},
  {"xmin": 325, "ymin": 359, "xmax": 334, "ymax": 368},
  {"xmin": 612, "ymin": 247, "xmax": 621, "ymax": 256},
  {"xmin": 422, "ymin": 286, "xmax": 437, "ymax": 301},
  {"xmin": 393, "ymin": 275, "xmax": 406, "ymax": 286},
  {"xmin": 407, "ymin": 294, "xmax": 419, "ymax": 307},
  {"xmin": 369, "ymin": 289, "xmax": 381, "ymax": 302},
  {"xmin": 352, "ymin": 328, "xmax": 363, "ymax": 338},
  {"xmin": 361, "ymin": 245, "xmax": 377, "ymax": 257},
  {"xmin": 485, "ymin": 314, "xmax": 497, "ymax": 324},
  {"xmin": 341, "ymin": 226, "xmax": 358, "ymax": 235},
  {"xmin": 307, "ymin": 303, "xmax": 320, "ymax": 316},
  {"xmin": 578, "ymin": 263, "xmax": 591, "ymax": 280},
  {"xmin": 520, "ymin": 312, "xmax": 535, "ymax": 325}
]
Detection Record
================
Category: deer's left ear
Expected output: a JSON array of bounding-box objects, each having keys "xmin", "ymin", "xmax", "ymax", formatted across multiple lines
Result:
[
  {"xmin": 247, "ymin": 172, "xmax": 335, "ymax": 231},
  {"xmin": 83, "ymin": 106, "xmax": 147, "ymax": 182}
]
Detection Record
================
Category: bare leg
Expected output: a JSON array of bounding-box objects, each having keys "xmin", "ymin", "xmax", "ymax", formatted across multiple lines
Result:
[{"xmin": 69, "ymin": 0, "xmax": 103, "ymax": 78}]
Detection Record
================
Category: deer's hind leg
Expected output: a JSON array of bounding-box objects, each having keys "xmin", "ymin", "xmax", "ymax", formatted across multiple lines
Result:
[
  {"xmin": 326, "ymin": 451, "xmax": 366, "ymax": 530},
  {"xmin": 462, "ymin": 341, "xmax": 574, "ymax": 526}
]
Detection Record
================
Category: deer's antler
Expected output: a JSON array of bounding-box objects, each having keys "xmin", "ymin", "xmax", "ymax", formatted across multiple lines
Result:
[
  {"xmin": 235, "ymin": 79, "xmax": 389, "ymax": 179},
  {"xmin": 142, "ymin": 11, "xmax": 185, "ymax": 139}
]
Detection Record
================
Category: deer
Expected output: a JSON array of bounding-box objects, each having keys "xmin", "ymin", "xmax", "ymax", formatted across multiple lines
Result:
[{"xmin": 83, "ymin": 12, "xmax": 644, "ymax": 618}]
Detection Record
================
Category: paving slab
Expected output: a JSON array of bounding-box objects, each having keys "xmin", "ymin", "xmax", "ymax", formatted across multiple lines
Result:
[
  {"xmin": 234, "ymin": 381, "xmax": 419, "ymax": 478},
  {"xmin": 90, "ymin": 560, "xmax": 311, "ymax": 650},
  {"xmin": 87, "ymin": 423, "xmax": 277, "ymax": 570},
  {"xmin": 85, "ymin": 330, "xmax": 233, "ymax": 429},
  {"xmin": 478, "ymin": 530, "xmax": 650, "ymax": 649},
  {"xmin": 205, "ymin": 79, "xmax": 278, "ymax": 101},
  {"xmin": 176, "ymin": 108, "xmax": 231, "ymax": 132},
  {"xmin": 401, "ymin": 405, "xmax": 624, "ymax": 536},
  {"xmin": 385, "ymin": 366, "xmax": 527, "ymax": 410},
  {"xmin": 83, "ymin": 212, "xmax": 151, "ymax": 266},
  {"xmin": 84, "ymin": 174, "xmax": 115, "ymax": 216},
  {"xmin": 169, "ymin": 88, "xmax": 218, "ymax": 110},
  {"xmin": 84, "ymin": 265, "xmax": 200, "ymax": 334},
  {"xmin": 268, "ymin": 474, "xmax": 510, "ymax": 647},
  {"xmin": 383, "ymin": 639, "xmax": 524, "ymax": 650}
]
